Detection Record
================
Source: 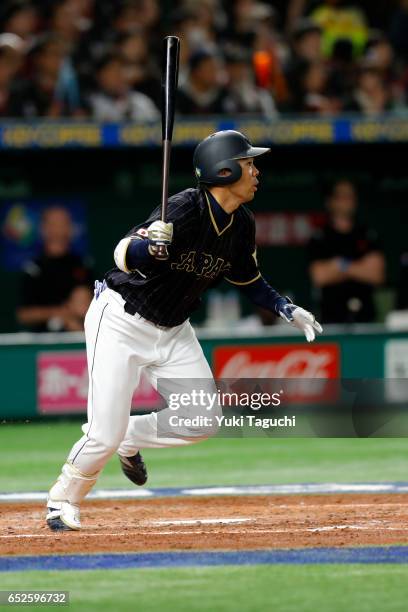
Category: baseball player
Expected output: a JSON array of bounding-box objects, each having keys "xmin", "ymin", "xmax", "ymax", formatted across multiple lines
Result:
[{"xmin": 46, "ymin": 130, "xmax": 322, "ymax": 531}]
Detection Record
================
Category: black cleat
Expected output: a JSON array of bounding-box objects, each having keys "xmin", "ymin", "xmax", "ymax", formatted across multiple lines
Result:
[
  {"xmin": 46, "ymin": 508, "xmax": 75, "ymax": 532},
  {"xmin": 118, "ymin": 452, "xmax": 148, "ymax": 486}
]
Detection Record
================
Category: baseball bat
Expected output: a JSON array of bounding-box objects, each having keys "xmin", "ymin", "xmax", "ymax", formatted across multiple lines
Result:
[{"xmin": 156, "ymin": 35, "xmax": 180, "ymax": 259}]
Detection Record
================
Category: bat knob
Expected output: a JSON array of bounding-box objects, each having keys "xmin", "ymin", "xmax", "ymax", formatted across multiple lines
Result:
[{"xmin": 152, "ymin": 245, "xmax": 169, "ymax": 260}]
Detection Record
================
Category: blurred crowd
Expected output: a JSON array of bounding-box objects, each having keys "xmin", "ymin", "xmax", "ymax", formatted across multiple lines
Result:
[{"xmin": 0, "ymin": 0, "xmax": 408, "ymax": 120}]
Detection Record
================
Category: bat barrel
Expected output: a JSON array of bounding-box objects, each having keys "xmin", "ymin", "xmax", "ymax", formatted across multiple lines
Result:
[{"xmin": 162, "ymin": 36, "xmax": 180, "ymax": 143}]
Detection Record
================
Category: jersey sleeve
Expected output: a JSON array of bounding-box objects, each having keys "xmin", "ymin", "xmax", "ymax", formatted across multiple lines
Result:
[{"xmin": 224, "ymin": 209, "xmax": 261, "ymax": 286}]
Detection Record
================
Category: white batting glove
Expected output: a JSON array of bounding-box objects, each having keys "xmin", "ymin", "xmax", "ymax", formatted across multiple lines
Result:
[
  {"xmin": 147, "ymin": 220, "xmax": 173, "ymax": 258},
  {"xmin": 278, "ymin": 300, "xmax": 323, "ymax": 343}
]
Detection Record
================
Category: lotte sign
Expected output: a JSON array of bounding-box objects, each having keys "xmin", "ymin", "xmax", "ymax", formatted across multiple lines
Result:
[{"xmin": 37, "ymin": 351, "xmax": 161, "ymax": 414}]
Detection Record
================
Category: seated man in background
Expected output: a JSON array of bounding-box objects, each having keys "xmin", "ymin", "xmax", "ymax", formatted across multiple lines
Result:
[
  {"xmin": 176, "ymin": 48, "xmax": 227, "ymax": 115},
  {"xmin": 308, "ymin": 179, "xmax": 385, "ymax": 323},
  {"xmin": 17, "ymin": 205, "xmax": 93, "ymax": 332},
  {"xmin": 87, "ymin": 53, "xmax": 159, "ymax": 122}
]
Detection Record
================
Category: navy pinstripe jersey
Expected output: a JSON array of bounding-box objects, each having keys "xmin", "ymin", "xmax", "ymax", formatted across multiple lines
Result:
[{"xmin": 105, "ymin": 188, "xmax": 260, "ymax": 327}]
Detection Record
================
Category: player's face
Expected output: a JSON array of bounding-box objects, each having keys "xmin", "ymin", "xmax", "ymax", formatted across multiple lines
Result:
[{"xmin": 231, "ymin": 158, "xmax": 260, "ymax": 204}]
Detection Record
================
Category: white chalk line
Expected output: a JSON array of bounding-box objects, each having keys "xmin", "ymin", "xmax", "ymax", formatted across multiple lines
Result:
[
  {"xmin": 3, "ymin": 483, "xmax": 408, "ymax": 503},
  {"xmin": 2, "ymin": 524, "xmax": 408, "ymax": 539},
  {"xmin": 150, "ymin": 518, "xmax": 252, "ymax": 526}
]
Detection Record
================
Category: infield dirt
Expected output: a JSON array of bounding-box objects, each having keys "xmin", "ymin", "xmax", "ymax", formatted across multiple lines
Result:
[{"xmin": 1, "ymin": 494, "xmax": 408, "ymax": 556}]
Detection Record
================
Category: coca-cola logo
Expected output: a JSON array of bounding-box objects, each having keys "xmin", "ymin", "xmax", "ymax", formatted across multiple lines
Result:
[
  {"xmin": 214, "ymin": 344, "xmax": 340, "ymax": 401},
  {"xmin": 214, "ymin": 344, "xmax": 339, "ymax": 379}
]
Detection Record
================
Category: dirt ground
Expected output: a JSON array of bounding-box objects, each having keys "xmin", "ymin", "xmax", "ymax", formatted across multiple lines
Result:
[{"xmin": 1, "ymin": 494, "xmax": 408, "ymax": 556}]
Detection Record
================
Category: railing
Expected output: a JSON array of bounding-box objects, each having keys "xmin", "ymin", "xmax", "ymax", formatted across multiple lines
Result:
[{"xmin": 0, "ymin": 114, "xmax": 407, "ymax": 149}]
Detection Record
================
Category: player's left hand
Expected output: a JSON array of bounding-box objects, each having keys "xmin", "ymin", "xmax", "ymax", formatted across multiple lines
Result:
[{"xmin": 278, "ymin": 300, "xmax": 323, "ymax": 342}]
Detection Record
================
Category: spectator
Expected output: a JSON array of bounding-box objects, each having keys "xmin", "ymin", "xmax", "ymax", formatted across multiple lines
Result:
[
  {"xmin": 182, "ymin": 0, "xmax": 225, "ymax": 46},
  {"xmin": 9, "ymin": 35, "xmax": 82, "ymax": 117},
  {"xmin": 17, "ymin": 206, "xmax": 93, "ymax": 332},
  {"xmin": 0, "ymin": 33, "xmax": 25, "ymax": 116},
  {"xmin": 115, "ymin": 29, "xmax": 160, "ymax": 106},
  {"xmin": 87, "ymin": 53, "xmax": 159, "ymax": 121},
  {"xmin": 325, "ymin": 38, "xmax": 357, "ymax": 103},
  {"xmin": 0, "ymin": 0, "xmax": 39, "ymax": 44},
  {"xmin": 346, "ymin": 67, "xmax": 394, "ymax": 116},
  {"xmin": 285, "ymin": 19, "xmax": 325, "ymax": 109},
  {"xmin": 177, "ymin": 48, "xmax": 227, "ymax": 115},
  {"xmin": 308, "ymin": 180, "xmax": 385, "ymax": 323},
  {"xmin": 289, "ymin": 18, "xmax": 323, "ymax": 63},
  {"xmin": 169, "ymin": 8, "xmax": 204, "ymax": 86},
  {"xmin": 113, "ymin": 0, "xmax": 160, "ymax": 35},
  {"xmin": 225, "ymin": 0, "xmax": 275, "ymax": 47},
  {"xmin": 389, "ymin": 0, "xmax": 408, "ymax": 63},
  {"xmin": 169, "ymin": 5, "xmax": 221, "ymax": 87},
  {"xmin": 361, "ymin": 33, "xmax": 404, "ymax": 109},
  {"xmin": 47, "ymin": 0, "xmax": 91, "ymax": 50},
  {"xmin": 223, "ymin": 45, "xmax": 277, "ymax": 117},
  {"xmin": 0, "ymin": 0, "xmax": 405, "ymax": 119},
  {"xmin": 251, "ymin": 4, "xmax": 290, "ymax": 107},
  {"xmin": 288, "ymin": 59, "xmax": 342, "ymax": 114},
  {"xmin": 363, "ymin": 33, "xmax": 395, "ymax": 80},
  {"xmin": 310, "ymin": 0, "xmax": 369, "ymax": 58}
]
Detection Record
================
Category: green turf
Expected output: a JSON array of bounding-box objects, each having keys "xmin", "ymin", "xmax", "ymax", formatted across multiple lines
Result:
[
  {"xmin": 1, "ymin": 422, "xmax": 407, "ymax": 612},
  {"xmin": 0, "ymin": 421, "xmax": 407, "ymax": 491},
  {"xmin": 1, "ymin": 565, "xmax": 408, "ymax": 612}
]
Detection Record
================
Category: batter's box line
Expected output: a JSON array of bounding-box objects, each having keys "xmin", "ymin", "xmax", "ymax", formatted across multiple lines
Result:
[{"xmin": 2, "ymin": 482, "xmax": 408, "ymax": 502}]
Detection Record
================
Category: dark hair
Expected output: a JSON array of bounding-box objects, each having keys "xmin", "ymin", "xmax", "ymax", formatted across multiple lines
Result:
[
  {"xmin": 328, "ymin": 178, "xmax": 357, "ymax": 198},
  {"xmin": 0, "ymin": 0, "xmax": 37, "ymax": 31},
  {"xmin": 292, "ymin": 18, "xmax": 322, "ymax": 42},
  {"xmin": 223, "ymin": 44, "xmax": 251, "ymax": 65},
  {"xmin": 331, "ymin": 38, "xmax": 353, "ymax": 63},
  {"xmin": 189, "ymin": 49, "xmax": 217, "ymax": 72},
  {"xmin": 94, "ymin": 52, "xmax": 124, "ymax": 74}
]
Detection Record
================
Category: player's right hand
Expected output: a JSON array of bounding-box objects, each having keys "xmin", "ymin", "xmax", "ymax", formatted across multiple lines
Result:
[{"xmin": 147, "ymin": 220, "xmax": 173, "ymax": 258}]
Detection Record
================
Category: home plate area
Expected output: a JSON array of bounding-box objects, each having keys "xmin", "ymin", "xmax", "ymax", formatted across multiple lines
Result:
[{"xmin": 2, "ymin": 487, "xmax": 408, "ymax": 557}]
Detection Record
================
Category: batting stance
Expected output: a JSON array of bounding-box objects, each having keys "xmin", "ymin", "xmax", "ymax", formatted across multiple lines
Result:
[{"xmin": 46, "ymin": 130, "xmax": 322, "ymax": 531}]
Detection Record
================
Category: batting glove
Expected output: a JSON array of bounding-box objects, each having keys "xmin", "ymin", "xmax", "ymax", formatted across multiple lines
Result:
[
  {"xmin": 278, "ymin": 299, "xmax": 323, "ymax": 343},
  {"xmin": 147, "ymin": 220, "xmax": 173, "ymax": 259}
]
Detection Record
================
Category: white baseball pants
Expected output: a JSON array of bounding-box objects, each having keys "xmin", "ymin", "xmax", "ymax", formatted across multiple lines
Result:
[{"xmin": 67, "ymin": 287, "xmax": 218, "ymax": 478}]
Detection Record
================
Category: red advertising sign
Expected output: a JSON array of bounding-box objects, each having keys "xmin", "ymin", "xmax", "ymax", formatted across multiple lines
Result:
[
  {"xmin": 214, "ymin": 343, "xmax": 340, "ymax": 402},
  {"xmin": 255, "ymin": 212, "xmax": 326, "ymax": 246},
  {"xmin": 214, "ymin": 344, "xmax": 339, "ymax": 378},
  {"xmin": 37, "ymin": 351, "xmax": 161, "ymax": 414}
]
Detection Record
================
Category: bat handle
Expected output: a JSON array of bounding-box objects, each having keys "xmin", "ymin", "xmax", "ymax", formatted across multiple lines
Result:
[
  {"xmin": 161, "ymin": 138, "xmax": 171, "ymax": 222},
  {"xmin": 156, "ymin": 137, "xmax": 172, "ymax": 260}
]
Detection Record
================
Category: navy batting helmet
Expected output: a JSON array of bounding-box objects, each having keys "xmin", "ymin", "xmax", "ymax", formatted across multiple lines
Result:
[{"xmin": 193, "ymin": 130, "xmax": 270, "ymax": 186}]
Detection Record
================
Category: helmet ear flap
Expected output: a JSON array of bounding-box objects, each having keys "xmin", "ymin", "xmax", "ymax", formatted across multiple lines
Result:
[{"xmin": 211, "ymin": 159, "xmax": 242, "ymax": 185}]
